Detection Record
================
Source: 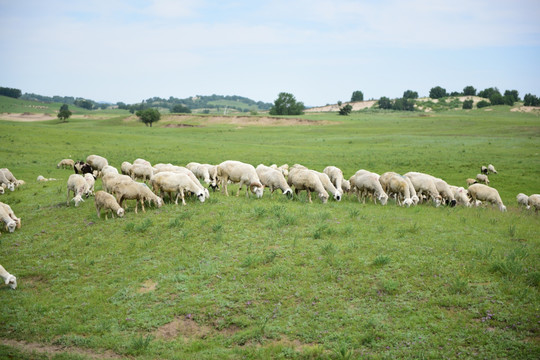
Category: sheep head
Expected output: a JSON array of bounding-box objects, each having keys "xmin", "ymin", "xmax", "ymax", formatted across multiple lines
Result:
[
  {"xmin": 4, "ymin": 274, "xmax": 16, "ymax": 289},
  {"xmin": 318, "ymin": 192, "xmax": 329, "ymax": 204},
  {"xmin": 250, "ymin": 182, "xmax": 264, "ymax": 198},
  {"xmin": 72, "ymin": 195, "xmax": 84, "ymax": 207},
  {"xmin": 378, "ymin": 193, "xmax": 388, "ymax": 206},
  {"xmin": 197, "ymin": 191, "xmax": 206, "ymax": 203},
  {"xmin": 411, "ymin": 195, "xmax": 419, "ymax": 205},
  {"xmin": 403, "ymin": 198, "xmax": 413, "ymax": 207},
  {"xmin": 283, "ymin": 189, "xmax": 293, "ymax": 198},
  {"xmin": 6, "ymin": 220, "xmax": 16, "ymax": 233}
]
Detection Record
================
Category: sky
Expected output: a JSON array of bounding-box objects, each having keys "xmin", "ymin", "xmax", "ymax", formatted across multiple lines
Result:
[{"xmin": 1, "ymin": 0, "xmax": 539, "ymax": 106}]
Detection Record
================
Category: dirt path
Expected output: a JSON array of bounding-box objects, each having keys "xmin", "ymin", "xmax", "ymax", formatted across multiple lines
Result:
[{"xmin": 0, "ymin": 113, "xmax": 56, "ymax": 121}]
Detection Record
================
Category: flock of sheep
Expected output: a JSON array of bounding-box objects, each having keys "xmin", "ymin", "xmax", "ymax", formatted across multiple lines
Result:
[{"xmin": 1, "ymin": 158, "xmax": 539, "ymax": 290}]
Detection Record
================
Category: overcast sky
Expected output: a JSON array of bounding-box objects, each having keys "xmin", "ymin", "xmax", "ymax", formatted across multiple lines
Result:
[{"xmin": 1, "ymin": 0, "xmax": 539, "ymax": 106}]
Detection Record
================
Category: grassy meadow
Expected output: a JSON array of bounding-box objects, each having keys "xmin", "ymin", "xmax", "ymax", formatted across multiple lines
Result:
[{"xmin": 0, "ymin": 102, "xmax": 539, "ymax": 359}]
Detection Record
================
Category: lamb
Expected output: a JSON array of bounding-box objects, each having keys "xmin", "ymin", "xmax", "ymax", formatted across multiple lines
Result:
[
  {"xmin": 150, "ymin": 171, "xmax": 205, "ymax": 205},
  {"xmin": 121, "ymin": 161, "xmax": 133, "ymax": 176},
  {"xmin": 130, "ymin": 163, "xmax": 154, "ymax": 182},
  {"xmin": 476, "ymin": 174, "xmax": 489, "ymax": 185},
  {"xmin": 101, "ymin": 173, "xmax": 134, "ymax": 193},
  {"xmin": 287, "ymin": 166, "xmax": 329, "ymax": 203},
  {"xmin": 94, "ymin": 190, "xmax": 125, "ymax": 219},
  {"xmin": 466, "ymin": 178, "xmax": 477, "ymax": 186},
  {"xmin": 379, "ymin": 172, "xmax": 413, "ymax": 206},
  {"xmin": 404, "ymin": 172, "xmax": 442, "ymax": 207},
  {"xmin": 516, "ymin": 193, "xmax": 529, "ymax": 209},
  {"xmin": 256, "ymin": 164, "xmax": 292, "ymax": 197},
  {"xmin": 111, "ymin": 181, "xmax": 162, "ymax": 213},
  {"xmin": 66, "ymin": 174, "xmax": 90, "ymax": 207},
  {"xmin": 101, "ymin": 165, "xmax": 119, "ymax": 176},
  {"xmin": 528, "ymin": 194, "xmax": 540, "ymax": 213},
  {"xmin": 323, "ymin": 166, "xmax": 350, "ymax": 195},
  {"xmin": 468, "ymin": 183, "xmax": 506, "ymax": 212},
  {"xmin": 0, "ymin": 202, "xmax": 21, "ymax": 232},
  {"xmin": 0, "ymin": 264, "xmax": 17, "ymax": 289},
  {"xmin": 217, "ymin": 160, "xmax": 264, "ymax": 198},
  {"xmin": 487, "ymin": 164, "xmax": 498, "ymax": 174},
  {"xmin": 86, "ymin": 155, "xmax": 109, "ymax": 177},
  {"xmin": 84, "ymin": 173, "xmax": 96, "ymax": 195},
  {"xmin": 481, "ymin": 165, "xmax": 488, "ymax": 175},
  {"xmin": 449, "ymin": 185, "xmax": 470, "ymax": 207},
  {"xmin": 57, "ymin": 159, "xmax": 75, "ymax": 169},
  {"xmin": 350, "ymin": 172, "xmax": 388, "ymax": 205}
]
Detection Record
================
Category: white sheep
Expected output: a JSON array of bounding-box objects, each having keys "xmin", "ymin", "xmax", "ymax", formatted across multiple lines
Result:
[
  {"xmin": 111, "ymin": 181, "xmax": 162, "ymax": 214},
  {"xmin": 350, "ymin": 172, "xmax": 388, "ymax": 205},
  {"xmin": 466, "ymin": 178, "xmax": 477, "ymax": 186},
  {"xmin": 287, "ymin": 166, "xmax": 329, "ymax": 203},
  {"xmin": 256, "ymin": 164, "xmax": 292, "ymax": 197},
  {"xmin": 379, "ymin": 172, "xmax": 413, "ymax": 206},
  {"xmin": 433, "ymin": 178, "xmax": 457, "ymax": 207},
  {"xmin": 323, "ymin": 166, "xmax": 350, "ymax": 195},
  {"xmin": 150, "ymin": 171, "xmax": 206, "ymax": 205},
  {"xmin": 133, "ymin": 158, "xmax": 152, "ymax": 167},
  {"xmin": 0, "ymin": 187, "xmax": 4, "ymax": 195},
  {"xmin": 154, "ymin": 165, "xmax": 210, "ymax": 199},
  {"xmin": 516, "ymin": 193, "xmax": 529, "ymax": 209},
  {"xmin": 95, "ymin": 190, "xmax": 125, "ymax": 219},
  {"xmin": 403, "ymin": 175, "xmax": 419, "ymax": 205},
  {"xmin": 487, "ymin": 164, "xmax": 498, "ymax": 174},
  {"xmin": 130, "ymin": 163, "xmax": 154, "ymax": 182},
  {"xmin": 476, "ymin": 174, "xmax": 489, "ymax": 185},
  {"xmin": 481, "ymin": 165, "xmax": 488, "ymax": 175},
  {"xmin": 86, "ymin": 155, "xmax": 109, "ymax": 177},
  {"xmin": 468, "ymin": 183, "xmax": 506, "ymax": 212},
  {"xmin": 0, "ymin": 264, "xmax": 17, "ymax": 289},
  {"xmin": 83, "ymin": 173, "xmax": 96, "ymax": 195},
  {"xmin": 102, "ymin": 173, "xmax": 134, "ymax": 193},
  {"xmin": 101, "ymin": 165, "xmax": 119, "ymax": 176},
  {"xmin": 121, "ymin": 161, "xmax": 133, "ymax": 175},
  {"xmin": 449, "ymin": 185, "xmax": 471, "ymax": 207},
  {"xmin": 57, "ymin": 159, "xmax": 75, "ymax": 169},
  {"xmin": 186, "ymin": 162, "xmax": 212, "ymax": 185},
  {"xmin": 66, "ymin": 174, "xmax": 90, "ymax": 207},
  {"xmin": 311, "ymin": 170, "xmax": 342, "ymax": 201},
  {"xmin": 404, "ymin": 172, "xmax": 442, "ymax": 207},
  {"xmin": 37, "ymin": 175, "xmax": 57, "ymax": 182},
  {"xmin": 528, "ymin": 194, "xmax": 540, "ymax": 213},
  {"xmin": 217, "ymin": 160, "xmax": 264, "ymax": 198},
  {"xmin": 0, "ymin": 202, "xmax": 21, "ymax": 233},
  {"xmin": 0, "ymin": 170, "xmax": 15, "ymax": 192},
  {"xmin": 270, "ymin": 164, "xmax": 289, "ymax": 177}
]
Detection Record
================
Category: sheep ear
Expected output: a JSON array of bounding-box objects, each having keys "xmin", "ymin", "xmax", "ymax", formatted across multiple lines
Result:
[{"xmin": 4, "ymin": 278, "xmax": 9, "ymax": 285}]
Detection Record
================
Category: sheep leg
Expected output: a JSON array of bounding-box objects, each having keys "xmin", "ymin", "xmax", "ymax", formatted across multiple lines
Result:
[
  {"xmin": 180, "ymin": 189, "xmax": 186, "ymax": 206},
  {"xmin": 66, "ymin": 189, "xmax": 71, "ymax": 206},
  {"xmin": 96, "ymin": 205, "xmax": 101, "ymax": 219},
  {"xmin": 307, "ymin": 189, "xmax": 312, "ymax": 203},
  {"xmin": 140, "ymin": 197, "xmax": 146, "ymax": 213}
]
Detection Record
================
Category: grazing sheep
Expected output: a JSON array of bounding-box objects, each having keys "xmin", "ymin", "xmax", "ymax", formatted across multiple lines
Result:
[
  {"xmin": 487, "ymin": 164, "xmax": 498, "ymax": 174},
  {"xmin": 95, "ymin": 191, "xmax": 125, "ymax": 219},
  {"xmin": 121, "ymin": 161, "xmax": 133, "ymax": 175},
  {"xmin": 433, "ymin": 178, "xmax": 457, "ymax": 207},
  {"xmin": 0, "ymin": 187, "xmax": 4, "ymax": 195},
  {"xmin": 0, "ymin": 202, "xmax": 21, "ymax": 232},
  {"xmin": 311, "ymin": 170, "xmax": 342, "ymax": 201},
  {"xmin": 468, "ymin": 183, "xmax": 506, "ymax": 212},
  {"xmin": 217, "ymin": 160, "xmax": 264, "ymax": 198},
  {"xmin": 154, "ymin": 165, "xmax": 210, "ymax": 199},
  {"xmin": 324, "ymin": 166, "xmax": 350, "ymax": 195},
  {"xmin": 350, "ymin": 172, "xmax": 388, "ymax": 205},
  {"xmin": 84, "ymin": 173, "xmax": 96, "ymax": 195},
  {"xmin": 130, "ymin": 163, "xmax": 154, "ymax": 183},
  {"xmin": 57, "ymin": 159, "xmax": 75, "ymax": 169},
  {"xmin": 379, "ymin": 172, "xmax": 413, "ymax": 206},
  {"xmin": 133, "ymin": 158, "xmax": 152, "ymax": 167},
  {"xmin": 0, "ymin": 264, "xmax": 17, "ymax": 289},
  {"xmin": 186, "ymin": 162, "xmax": 212, "ymax": 185},
  {"xmin": 528, "ymin": 194, "xmax": 540, "ymax": 213},
  {"xmin": 270, "ymin": 164, "xmax": 289, "ymax": 177},
  {"xmin": 449, "ymin": 185, "xmax": 470, "ymax": 207},
  {"xmin": 481, "ymin": 165, "xmax": 488, "ymax": 175},
  {"xmin": 516, "ymin": 193, "xmax": 530, "ymax": 209},
  {"xmin": 102, "ymin": 173, "xmax": 133, "ymax": 193},
  {"xmin": 111, "ymin": 181, "xmax": 162, "ymax": 214},
  {"xmin": 476, "ymin": 174, "xmax": 489, "ymax": 185},
  {"xmin": 86, "ymin": 155, "xmax": 109, "ymax": 177},
  {"xmin": 0, "ymin": 171, "xmax": 14, "ymax": 192},
  {"xmin": 403, "ymin": 175, "xmax": 419, "ymax": 205},
  {"xmin": 150, "ymin": 171, "xmax": 205, "ymax": 205},
  {"xmin": 37, "ymin": 175, "xmax": 57, "ymax": 182},
  {"xmin": 404, "ymin": 172, "xmax": 442, "ymax": 207},
  {"xmin": 466, "ymin": 178, "xmax": 477, "ymax": 186},
  {"xmin": 101, "ymin": 165, "xmax": 119, "ymax": 176},
  {"xmin": 74, "ymin": 161, "xmax": 93, "ymax": 176},
  {"xmin": 287, "ymin": 166, "xmax": 329, "ymax": 203},
  {"xmin": 201, "ymin": 164, "xmax": 219, "ymax": 191},
  {"xmin": 66, "ymin": 174, "xmax": 90, "ymax": 207},
  {"xmin": 256, "ymin": 164, "xmax": 293, "ymax": 197}
]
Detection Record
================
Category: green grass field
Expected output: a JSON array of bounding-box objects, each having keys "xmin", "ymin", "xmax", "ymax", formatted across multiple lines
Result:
[{"xmin": 0, "ymin": 101, "xmax": 539, "ymax": 359}]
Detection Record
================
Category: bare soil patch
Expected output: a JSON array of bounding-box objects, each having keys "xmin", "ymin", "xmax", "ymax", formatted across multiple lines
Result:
[
  {"xmin": 511, "ymin": 106, "xmax": 540, "ymax": 113},
  {"xmin": 156, "ymin": 114, "xmax": 327, "ymax": 127},
  {"xmin": 137, "ymin": 279, "xmax": 157, "ymax": 294},
  {"xmin": 0, "ymin": 113, "xmax": 56, "ymax": 122},
  {"xmin": 305, "ymin": 100, "xmax": 376, "ymax": 112},
  {"xmin": 154, "ymin": 317, "xmax": 212, "ymax": 340},
  {"xmin": 0, "ymin": 338, "xmax": 122, "ymax": 359}
]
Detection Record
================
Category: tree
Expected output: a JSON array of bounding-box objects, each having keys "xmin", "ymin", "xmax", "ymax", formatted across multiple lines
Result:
[
  {"xmin": 74, "ymin": 98, "xmax": 94, "ymax": 110},
  {"xmin": 269, "ymin": 92, "xmax": 304, "ymax": 115},
  {"xmin": 523, "ymin": 93, "xmax": 540, "ymax": 106},
  {"xmin": 338, "ymin": 104, "xmax": 352, "ymax": 115},
  {"xmin": 351, "ymin": 91, "xmax": 364, "ymax": 102},
  {"xmin": 57, "ymin": 104, "xmax": 72, "ymax": 122},
  {"xmin": 136, "ymin": 108, "xmax": 160, "ymax": 127},
  {"xmin": 378, "ymin": 97, "xmax": 392, "ymax": 109},
  {"xmin": 462, "ymin": 100, "xmax": 473, "ymax": 109},
  {"xmin": 429, "ymin": 86, "xmax": 447, "ymax": 99},
  {"xmin": 478, "ymin": 87, "xmax": 499, "ymax": 99},
  {"xmin": 463, "ymin": 86, "xmax": 476, "ymax": 96},
  {"xmin": 403, "ymin": 90, "xmax": 418, "ymax": 99},
  {"xmin": 489, "ymin": 92, "xmax": 504, "ymax": 106},
  {"xmin": 477, "ymin": 100, "xmax": 490, "ymax": 108},
  {"xmin": 393, "ymin": 98, "xmax": 415, "ymax": 111},
  {"xmin": 0, "ymin": 86, "xmax": 22, "ymax": 99},
  {"xmin": 504, "ymin": 90, "xmax": 519, "ymax": 103},
  {"xmin": 171, "ymin": 104, "xmax": 191, "ymax": 113}
]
